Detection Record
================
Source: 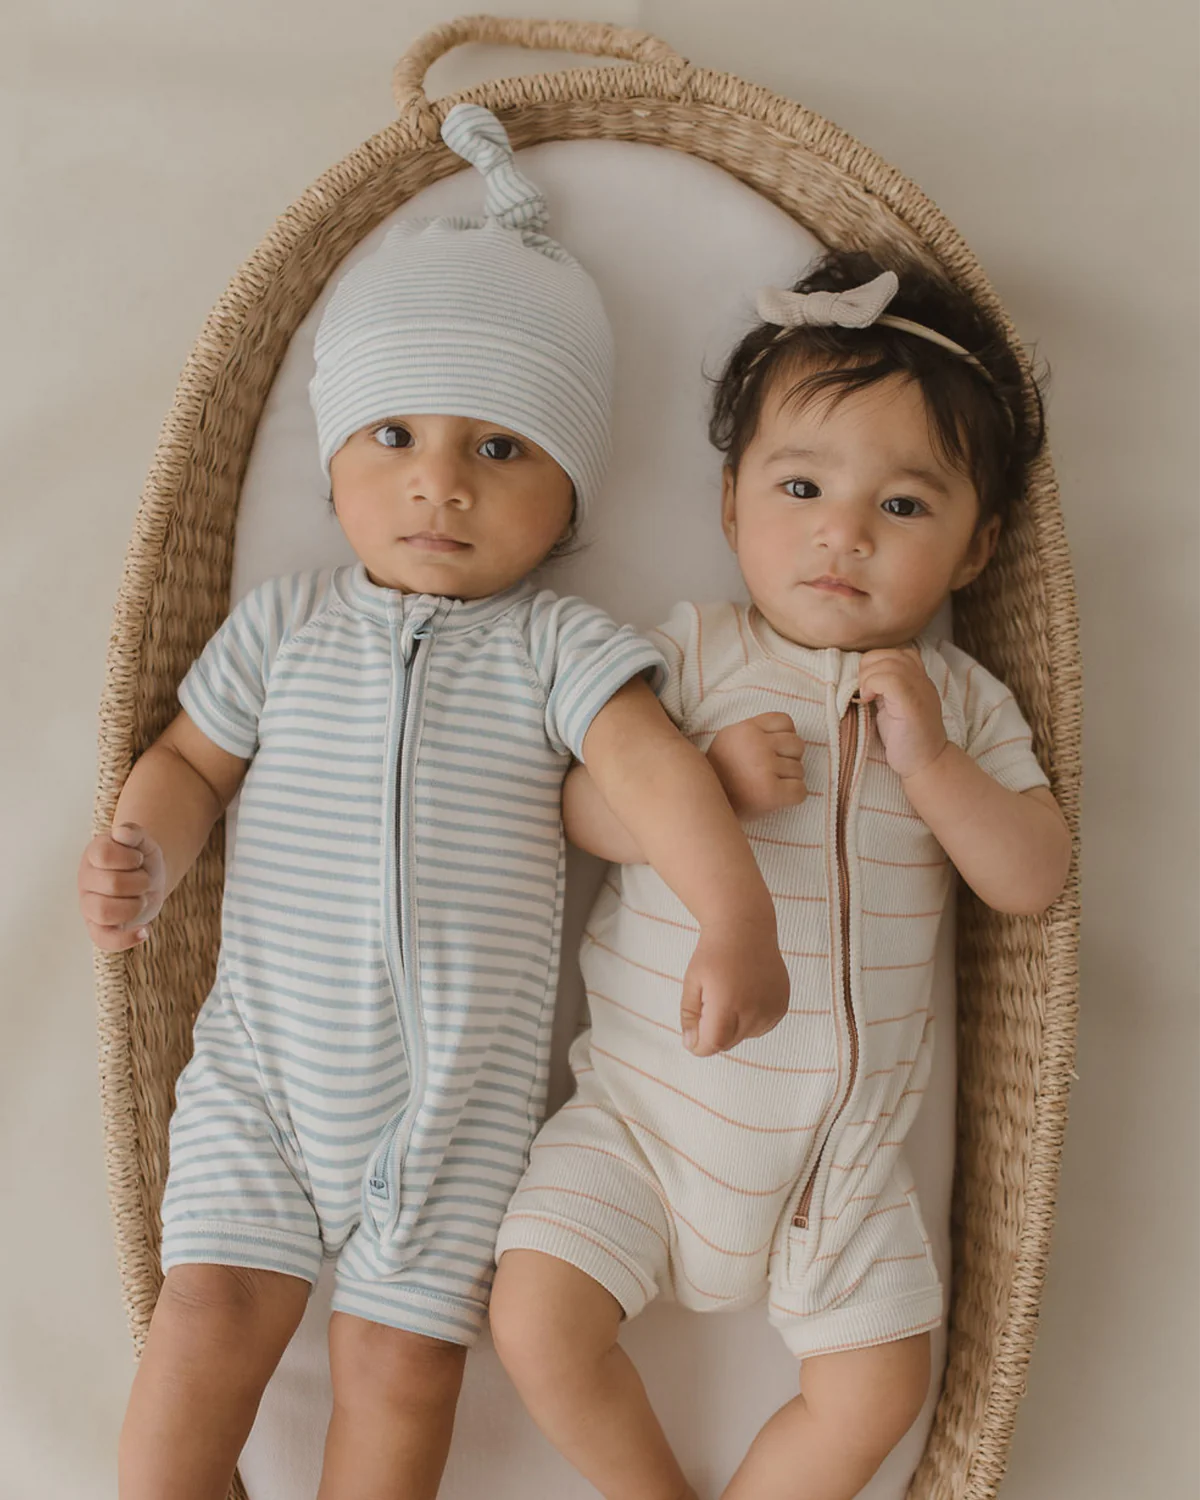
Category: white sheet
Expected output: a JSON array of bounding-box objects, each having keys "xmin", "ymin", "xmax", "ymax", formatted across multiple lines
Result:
[{"xmin": 229, "ymin": 140, "xmax": 956, "ymax": 1500}]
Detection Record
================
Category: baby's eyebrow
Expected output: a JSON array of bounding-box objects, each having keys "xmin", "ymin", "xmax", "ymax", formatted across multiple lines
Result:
[
  {"xmin": 765, "ymin": 445, "xmax": 821, "ymax": 464},
  {"xmin": 893, "ymin": 466, "xmax": 952, "ymax": 496}
]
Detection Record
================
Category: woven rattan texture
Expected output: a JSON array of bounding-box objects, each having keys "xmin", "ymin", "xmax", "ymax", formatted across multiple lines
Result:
[{"xmin": 92, "ymin": 17, "xmax": 1081, "ymax": 1500}]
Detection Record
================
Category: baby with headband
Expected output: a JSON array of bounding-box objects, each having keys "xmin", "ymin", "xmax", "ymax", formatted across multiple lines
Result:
[
  {"xmin": 491, "ymin": 251, "xmax": 1071, "ymax": 1500},
  {"xmin": 76, "ymin": 107, "xmax": 789, "ymax": 1499}
]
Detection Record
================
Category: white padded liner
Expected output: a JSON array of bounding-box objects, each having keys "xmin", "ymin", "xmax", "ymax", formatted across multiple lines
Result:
[{"xmin": 231, "ymin": 141, "xmax": 956, "ymax": 1500}]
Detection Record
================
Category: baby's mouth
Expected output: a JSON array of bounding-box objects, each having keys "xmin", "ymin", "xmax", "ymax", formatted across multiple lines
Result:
[
  {"xmin": 804, "ymin": 575, "xmax": 866, "ymax": 598},
  {"xmin": 402, "ymin": 532, "xmax": 471, "ymax": 553}
]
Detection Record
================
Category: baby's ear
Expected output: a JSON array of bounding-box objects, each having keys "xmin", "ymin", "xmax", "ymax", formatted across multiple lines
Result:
[
  {"xmin": 951, "ymin": 514, "xmax": 1000, "ymax": 590},
  {"xmin": 720, "ymin": 467, "xmax": 738, "ymax": 551}
]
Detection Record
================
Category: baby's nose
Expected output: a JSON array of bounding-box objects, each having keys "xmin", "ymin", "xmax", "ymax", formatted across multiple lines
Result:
[
  {"xmin": 816, "ymin": 509, "xmax": 873, "ymax": 554},
  {"xmin": 411, "ymin": 452, "xmax": 473, "ymax": 509}
]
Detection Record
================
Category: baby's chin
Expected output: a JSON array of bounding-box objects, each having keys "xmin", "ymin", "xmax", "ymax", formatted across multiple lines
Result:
[
  {"xmin": 363, "ymin": 551, "xmax": 529, "ymax": 600},
  {"xmin": 755, "ymin": 597, "xmax": 936, "ymax": 653}
]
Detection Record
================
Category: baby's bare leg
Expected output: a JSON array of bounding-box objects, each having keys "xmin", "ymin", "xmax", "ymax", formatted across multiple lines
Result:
[
  {"xmin": 490, "ymin": 1250, "xmax": 697, "ymax": 1500},
  {"xmin": 119, "ymin": 1263, "xmax": 309, "ymax": 1500},
  {"xmin": 317, "ymin": 1313, "xmax": 467, "ymax": 1500},
  {"xmin": 721, "ymin": 1333, "xmax": 931, "ymax": 1500}
]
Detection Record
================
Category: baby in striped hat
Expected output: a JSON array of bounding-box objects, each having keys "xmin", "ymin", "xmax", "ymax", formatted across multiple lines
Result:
[
  {"xmin": 78, "ymin": 106, "xmax": 789, "ymax": 1499},
  {"xmin": 491, "ymin": 251, "xmax": 1073, "ymax": 1500}
]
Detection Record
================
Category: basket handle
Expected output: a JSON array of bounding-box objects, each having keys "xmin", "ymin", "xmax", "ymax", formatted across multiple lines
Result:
[{"xmin": 392, "ymin": 13, "xmax": 691, "ymax": 141}]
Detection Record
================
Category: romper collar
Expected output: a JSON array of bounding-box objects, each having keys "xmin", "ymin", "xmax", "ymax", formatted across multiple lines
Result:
[
  {"xmin": 747, "ymin": 606, "xmax": 863, "ymax": 713},
  {"xmin": 334, "ymin": 561, "xmax": 535, "ymax": 634},
  {"xmin": 747, "ymin": 606, "xmax": 941, "ymax": 718}
]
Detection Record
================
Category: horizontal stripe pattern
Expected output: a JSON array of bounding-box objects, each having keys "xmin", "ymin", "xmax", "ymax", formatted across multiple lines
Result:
[
  {"xmin": 165, "ymin": 564, "xmax": 664, "ymax": 1343},
  {"xmin": 502, "ymin": 599, "xmax": 1046, "ymax": 1355}
]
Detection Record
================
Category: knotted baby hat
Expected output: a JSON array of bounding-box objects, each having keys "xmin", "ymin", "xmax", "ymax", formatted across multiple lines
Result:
[{"xmin": 310, "ymin": 104, "xmax": 613, "ymax": 518}]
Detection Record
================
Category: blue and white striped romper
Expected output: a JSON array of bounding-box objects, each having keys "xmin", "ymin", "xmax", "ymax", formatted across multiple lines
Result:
[{"xmin": 160, "ymin": 562, "xmax": 666, "ymax": 1344}]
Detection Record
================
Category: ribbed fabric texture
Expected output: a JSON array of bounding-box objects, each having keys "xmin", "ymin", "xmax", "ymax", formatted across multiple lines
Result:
[
  {"xmin": 498, "ymin": 600, "xmax": 1048, "ymax": 1358},
  {"xmin": 309, "ymin": 104, "xmax": 613, "ymax": 514},
  {"xmin": 161, "ymin": 564, "xmax": 664, "ymax": 1344}
]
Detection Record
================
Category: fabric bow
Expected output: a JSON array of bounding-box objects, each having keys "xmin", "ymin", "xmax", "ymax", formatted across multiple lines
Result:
[
  {"xmin": 441, "ymin": 103, "xmax": 549, "ymax": 234},
  {"xmin": 756, "ymin": 270, "xmax": 900, "ymax": 330}
]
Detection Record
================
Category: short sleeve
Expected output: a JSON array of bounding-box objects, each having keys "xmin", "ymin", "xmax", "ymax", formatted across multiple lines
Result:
[
  {"xmin": 645, "ymin": 600, "xmax": 747, "ymax": 729},
  {"xmin": 938, "ymin": 643, "xmax": 1050, "ymax": 795},
  {"xmin": 177, "ymin": 578, "xmax": 289, "ymax": 758},
  {"xmin": 526, "ymin": 592, "xmax": 668, "ymax": 760},
  {"xmin": 645, "ymin": 600, "xmax": 700, "ymax": 726}
]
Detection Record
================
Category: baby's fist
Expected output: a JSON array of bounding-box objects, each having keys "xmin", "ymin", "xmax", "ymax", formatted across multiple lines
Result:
[
  {"xmin": 858, "ymin": 648, "xmax": 947, "ymax": 779},
  {"xmin": 707, "ymin": 713, "xmax": 807, "ymax": 819},
  {"xmin": 680, "ymin": 919, "xmax": 790, "ymax": 1056},
  {"xmin": 78, "ymin": 824, "xmax": 166, "ymax": 951}
]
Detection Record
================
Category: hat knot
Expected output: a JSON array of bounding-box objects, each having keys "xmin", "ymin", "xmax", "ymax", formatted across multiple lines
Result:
[{"xmin": 440, "ymin": 103, "xmax": 548, "ymax": 233}]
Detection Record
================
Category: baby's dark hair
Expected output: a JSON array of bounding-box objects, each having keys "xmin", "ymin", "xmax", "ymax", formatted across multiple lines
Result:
[{"xmin": 709, "ymin": 250, "xmax": 1045, "ymax": 527}]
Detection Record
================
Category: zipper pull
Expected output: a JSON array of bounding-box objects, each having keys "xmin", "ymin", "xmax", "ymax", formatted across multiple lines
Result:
[{"xmin": 404, "ymin": 623, "xmax": 432, "ymax": 663}]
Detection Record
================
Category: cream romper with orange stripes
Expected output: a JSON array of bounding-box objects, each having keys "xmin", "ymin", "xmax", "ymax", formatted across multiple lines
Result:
[{"xmin": 496, "ymin": 600, "xmax": 1050, "ymax": 1359}]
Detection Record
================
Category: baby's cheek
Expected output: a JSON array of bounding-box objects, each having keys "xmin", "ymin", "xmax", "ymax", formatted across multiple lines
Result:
[
  {"xmin": 886, "ymin": 574, "xmax": 948, "ymax": 634},
  {"xmin": 741, "ymin": 531, "xmax": 789, "ymax": 590}
]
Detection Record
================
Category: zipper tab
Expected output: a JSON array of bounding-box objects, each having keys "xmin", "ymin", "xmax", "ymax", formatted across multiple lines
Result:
[{"xmin": 405, "ymin": 622, "xmax": 433, "ymax": 662}]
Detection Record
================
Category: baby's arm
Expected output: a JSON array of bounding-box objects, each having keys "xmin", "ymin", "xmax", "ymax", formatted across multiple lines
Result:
[
  {"xmin": 562, "ymin": 759, "xmax": 644, "ymax": 864},
  {"xmin": 563, "ymin": 712, "xmax": 807, "ymax": 861},
  {"xmin": 78, "ymin": 712, "xmax": 248, "ymax": 950},
  {"xmin": 579, "ymin": 677, "xmax": 789, "ymax": 1056},
  {"xmin": 859, "ymin": 648, "xmax": 1070, "ymax": 915}
]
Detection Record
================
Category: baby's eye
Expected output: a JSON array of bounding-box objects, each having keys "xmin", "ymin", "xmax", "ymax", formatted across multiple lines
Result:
[
  {"xmin": 881, "ymin": 496, "xmax": 926, "ymax": 517},
  {"xmin": 783, "ymin": 479, "xmax": 820, "ymax": 499},
  {"xmin": 373, "ymin": 424, "xmax": 413, "ymax": 449},
  {"xmin": 479, "ymin": 435, "xmax": 522, "ymax": 461}
]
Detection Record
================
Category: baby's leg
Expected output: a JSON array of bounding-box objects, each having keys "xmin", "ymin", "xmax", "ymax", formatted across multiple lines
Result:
[
  {"xmin": 317, "ymin": 1314, "xmax": 467, "ymax": 1500},
  {"xmin": 721, "ymin": 1333, "xmax": 930, "ymax": 1500},
  {"xmin": 491, "ymin": 1250, "xmax": 696, "ymax": 1500},
  {"xmin": 119, "ymin": 1263, "xmax": 309, "ymax": 1500}
]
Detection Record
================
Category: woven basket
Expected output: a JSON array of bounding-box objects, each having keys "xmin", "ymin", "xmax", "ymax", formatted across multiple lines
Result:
[{"xmin": 93, "ymin": 15, "xmax": 1081, "ymax": 1499}]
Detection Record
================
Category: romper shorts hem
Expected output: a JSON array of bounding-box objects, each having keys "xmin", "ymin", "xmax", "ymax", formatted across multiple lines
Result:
[
  {"xmin": 770, "ymin": 1285, "xmax": 944, "ymax": 1361},
  {"xmin": 331, "ymin": 1274, "xmax": 488, "ymax": 1347},
  {"xmin": 495, "ymin": 1211, "xmax": 657, "ymax": 1320},
  {"xmin": 160, "ymin": 1219, "xmax": 323, "ymax": 1286}
]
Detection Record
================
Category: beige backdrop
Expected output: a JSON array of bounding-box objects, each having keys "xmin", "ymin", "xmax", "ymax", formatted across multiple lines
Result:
[{"xmin": 1, "ymin": 1, "xmax": 1196, "ymax": 1497}]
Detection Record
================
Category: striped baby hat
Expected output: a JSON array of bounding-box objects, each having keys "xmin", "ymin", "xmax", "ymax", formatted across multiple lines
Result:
[{"xmin": 309, "ymin": 104, "xmax": 613, "ymax": 518}]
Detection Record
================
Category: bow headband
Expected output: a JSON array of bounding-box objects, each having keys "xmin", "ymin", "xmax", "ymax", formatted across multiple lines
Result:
[{"xmin": 755, "ymin": 270, "xmax": 995, "ymax": 382}]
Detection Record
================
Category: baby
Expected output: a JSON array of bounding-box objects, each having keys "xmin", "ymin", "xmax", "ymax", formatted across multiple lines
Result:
[
  {"xmin": 490, "ymin": 252, "xmax": 1072, "ymax": 1500},
  {"xmin": 76, "ymin": 107, "xmax": 788, "ymax": 1500}
]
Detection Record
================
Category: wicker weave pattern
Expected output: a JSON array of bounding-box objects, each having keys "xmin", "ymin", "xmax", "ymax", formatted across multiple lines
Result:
[{"xmin": 92, "ymin": 16, "xmax": 1080, "ymax": 1500}]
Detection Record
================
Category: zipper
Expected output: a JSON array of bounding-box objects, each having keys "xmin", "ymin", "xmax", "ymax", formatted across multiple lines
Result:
[
  {"xmin": 793, "ymin": 693, "xmax": 864, "ymax": 1230},
  {"xmin": 369, "ymin": 622, "xmax": 433, "ymax": 1210}
]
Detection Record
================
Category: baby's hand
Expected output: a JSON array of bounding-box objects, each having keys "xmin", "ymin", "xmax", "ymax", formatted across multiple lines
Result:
[
  {"xmin": 707, "ymin": 713, "xmax": 807, "ymax": 819},
  {"xmin": 78, "ymin": 824, "xmax": 167, "ymax": 951},
  {"xmin": 680, "ymin": 918, "xmax": 790, "ymax": 1056},
  {"xmin": 858, "ymin": 648, "xmax": 947, "ymax": 779}
]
